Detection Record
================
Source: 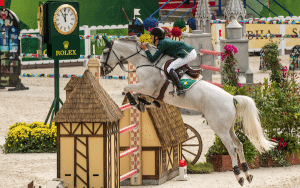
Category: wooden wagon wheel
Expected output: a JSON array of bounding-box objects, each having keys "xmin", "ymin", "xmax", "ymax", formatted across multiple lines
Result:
[{"xmin": 181, "ymin": 123, "xmax": 203, "ymax": 165}]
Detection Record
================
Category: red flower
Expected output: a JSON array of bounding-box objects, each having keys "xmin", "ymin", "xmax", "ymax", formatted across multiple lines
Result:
[
  {"xmin": 171, "ymin": 27, "xmax": 182, "ymax": 37},
  {"xmin": 272, "ymin": 137, "xmax": 287, "ymax": 150}
]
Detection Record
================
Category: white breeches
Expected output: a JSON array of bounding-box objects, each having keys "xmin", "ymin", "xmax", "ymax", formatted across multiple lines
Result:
[{"xmin": 167, "ymin": 49, "xmax": 197, "ymax": 73}]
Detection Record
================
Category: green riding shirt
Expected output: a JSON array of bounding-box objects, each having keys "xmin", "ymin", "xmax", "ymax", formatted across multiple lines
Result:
[{"xmin": 145, "ymin": 39, "xmax": 194, "ymax": 62}]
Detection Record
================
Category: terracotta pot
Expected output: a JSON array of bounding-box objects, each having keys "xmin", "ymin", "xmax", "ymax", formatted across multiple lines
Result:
[
  {"xmin": 285, "ymin": 150, "xmax": 300, "ymax": 165},
  {"xmin": 260, "ymin": 150, "xmax": 300, "ymax": 167},
  {"xmin": 207, "ymin": 155, "xmax": 232, "ymax": 172},
  {"xmin": 260, "ymin": 156, "xmax": 279, "ymax": 167},
  {"xmin": 207, "ymin": 155, "xmax": 259, "ymax": 172}
]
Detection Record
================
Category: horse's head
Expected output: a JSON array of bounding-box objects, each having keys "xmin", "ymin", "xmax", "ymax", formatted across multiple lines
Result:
[
  {"xmin": 100, "ymin": 35, "xmax": 146, "ymax": 76},
  {"xmin": 100, "ymin": 35, "xmax": 119, "ymax": 76}
]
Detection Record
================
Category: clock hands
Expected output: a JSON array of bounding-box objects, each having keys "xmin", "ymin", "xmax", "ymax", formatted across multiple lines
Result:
[{"xmin": 60, "ymin": 9, "xmax": 68, "ymax": 22}]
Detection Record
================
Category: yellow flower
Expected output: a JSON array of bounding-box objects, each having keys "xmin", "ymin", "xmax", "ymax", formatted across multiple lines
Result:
[
  {"xmin": 20, "ymin": 144, "xmax": 23, "ymax": 147},
  {"xmin": 139, "ymin": 34, "xmax": 153, "ymax": 45}
]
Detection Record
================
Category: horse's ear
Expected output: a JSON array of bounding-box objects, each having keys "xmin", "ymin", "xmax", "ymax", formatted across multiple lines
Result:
[
  {"xmin": 133, "ymin": 35, "xmax": 138, "ymax": 41},
  {"xmin": 102, "ymin": 35, "xmax": 111, "ymax": 47}
]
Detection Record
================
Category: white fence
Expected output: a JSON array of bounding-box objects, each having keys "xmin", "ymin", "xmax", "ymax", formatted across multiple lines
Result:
[
  {"xmin": 20, "ymin": 23, "xmax": 174, "ymax": 66},
  {"xmin": 20, "ymin": 17, "xmax": 299, "ymax": 66}
]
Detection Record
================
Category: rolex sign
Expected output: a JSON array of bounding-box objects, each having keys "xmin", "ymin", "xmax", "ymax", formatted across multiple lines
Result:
[{"xmin": 45, "ymin": 1, "xmax": 80, "ymax": 60}]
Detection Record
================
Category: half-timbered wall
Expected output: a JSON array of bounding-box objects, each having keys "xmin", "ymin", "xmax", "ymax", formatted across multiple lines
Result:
[
  {"xmin": 58, "ymin": 122, "xmax": 119, "ymax": 188},
  {"xmin": 160, "ymin": 145, "xmax": 180, "ymax": 177}
]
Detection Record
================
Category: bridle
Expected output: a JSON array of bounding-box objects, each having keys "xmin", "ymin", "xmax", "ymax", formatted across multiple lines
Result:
[
  {"xmin": 101, "ymin": 40, "xmax": 146, "ymax": 75},
  {"xmin": 101, "ymin": 39, "xmax": 164, "ymax": 76}
]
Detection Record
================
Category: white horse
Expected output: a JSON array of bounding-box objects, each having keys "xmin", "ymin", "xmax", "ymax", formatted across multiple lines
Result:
[{"xmin": 100, "ymin": 35, "xmax": 275, "ymax": 186}]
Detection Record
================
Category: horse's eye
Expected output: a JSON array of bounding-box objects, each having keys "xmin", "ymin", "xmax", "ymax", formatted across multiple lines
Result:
[{"xmin": 103, "ymin": 49, "xmax": 109, "ymax": 54}]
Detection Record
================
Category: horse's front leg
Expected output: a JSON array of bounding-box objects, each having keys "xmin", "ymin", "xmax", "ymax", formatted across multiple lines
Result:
[
  {"xmin": 124, "ymin": 82, "xmax": 154, "ymax": 96},
  {"xmin": 124, "ymin": 82, "xmax": 156, "ymax": 112}
]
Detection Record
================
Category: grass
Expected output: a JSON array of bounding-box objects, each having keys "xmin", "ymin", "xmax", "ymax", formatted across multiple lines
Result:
[{"xmin": 187, "ymin": 161, "xmax": 214, "ymax": 174}]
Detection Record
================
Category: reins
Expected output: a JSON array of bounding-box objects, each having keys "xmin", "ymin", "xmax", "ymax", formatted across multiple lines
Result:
[{"xmin": 102, "ymin": 39, "xmax": 165, "ymax": 74}]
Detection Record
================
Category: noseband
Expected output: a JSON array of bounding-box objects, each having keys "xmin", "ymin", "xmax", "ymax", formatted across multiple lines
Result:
[{"xmin": 101, "ymin": 40, "xmax": 147, "ymax": 75}]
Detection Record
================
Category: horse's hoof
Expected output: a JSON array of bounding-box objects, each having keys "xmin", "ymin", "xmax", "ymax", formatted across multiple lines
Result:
[
  {"xmin": 247, "ymin": 175, "xmax": 253, "ymax": 183},
  {"xmin": 238, "ymin": 177, "xmax": 244, "ymax": 186},
  {"xmin": 136, "ymin": 103, "xmax": 145, "ymax": 112},
  {"xmin": 138, "ymin": 97, "xmax": 151, "ymax": 105},
  {"xmin": 153, "ymin": 101, "xmax": 161, "ymax": 108}
]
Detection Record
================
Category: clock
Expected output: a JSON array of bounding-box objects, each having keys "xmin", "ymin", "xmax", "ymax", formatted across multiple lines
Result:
[
  {"xmin": 53, "ymin": 4, "xmax": 78, "ymax": 35},
  {"xmin": 37, "ymin": 3, "xmax": 43, "ymax": 35}
]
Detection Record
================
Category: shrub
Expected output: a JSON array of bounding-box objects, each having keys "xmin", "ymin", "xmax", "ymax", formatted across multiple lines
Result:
[
  {"xmin": 220, "ymin": 44, "xmax": 241, "ymax": 90},
  {"xmin": 252, "ymin": 76, "xmax": 300, "ymax": 138},
  {"xmin": 173, "ymin": 19, "xmax": 186, "ymax": 29},
  {"xmin": 252, "ymin": 69, "xmax": 300, "ymax": 166},
  {"xmin": 3, "ymin": 122, "xmax": 57, "ymax": 153},
  {"xmin": 262, "ymin": 40, "xmax": 286, "ymax": 84}
]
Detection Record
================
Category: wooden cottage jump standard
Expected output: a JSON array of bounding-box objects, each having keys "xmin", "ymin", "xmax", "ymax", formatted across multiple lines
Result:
[
  {"xmin": 53, "ymin": 69, "xmax": 124, "ymax": 188},
  {"xmin": 62, "ymin": 68, "xmax": 191, "ymax": 186},
  {"xmin": 120, "ymin": 97, "xmax": 189, "ymax": 185}
]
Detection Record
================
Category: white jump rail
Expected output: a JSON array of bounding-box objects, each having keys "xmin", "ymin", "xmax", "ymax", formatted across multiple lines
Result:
[
  {"xmin": 119, "ymin": 123, "xmax": 137, "ymax": 134},
  {"xmin": 120, "ymin": 169, "xmax": 139, "ymax": 182},
  {"xmin": 120, "ymin": 146, "xmax": 138, "ymax": 158},
  {"xmin": 118, "ymin": 103, "xmax": 140, "ymax": 182}
]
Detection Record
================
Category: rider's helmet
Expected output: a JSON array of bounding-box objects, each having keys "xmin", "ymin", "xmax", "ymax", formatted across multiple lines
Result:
[{"xmin": 150, "ymin": 27, "xmax": 165, "ymax": 40}]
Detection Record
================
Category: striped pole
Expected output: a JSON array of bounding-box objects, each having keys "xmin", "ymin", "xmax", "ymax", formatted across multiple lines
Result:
[
  {"xmin": 128, "ymin": 62, "xmax": 142, "ymax": 185},
  {"xmin": 200, "ymin": 64, "xmax": 220, "ymax": 72},
  {"xmin": 200, "ymin": 49, "xmax": 221, "ymax": 56}
]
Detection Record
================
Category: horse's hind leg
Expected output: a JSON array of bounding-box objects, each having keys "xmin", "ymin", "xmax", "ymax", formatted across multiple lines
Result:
[
  {"xmin": 229, "ymin": 126, "xmax": 253, "ymax": 184},
  {"xmin": 217, "ymin": 132, "xmax": 245, "ymax": 186}
]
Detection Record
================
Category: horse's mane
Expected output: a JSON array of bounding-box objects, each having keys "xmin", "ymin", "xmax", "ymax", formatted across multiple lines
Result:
[{"xmin": 118, "ymin": 35, "xmax": 157, "ymax": 50}]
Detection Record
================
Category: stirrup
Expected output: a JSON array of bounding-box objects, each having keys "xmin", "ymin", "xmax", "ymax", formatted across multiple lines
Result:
[
  {"xmin": 169, "ymin": 90, "xmax": 176, "ymax": 96},
  {"xmin": 177, "ymin": 90, "xmax": 185, "ymax": 97}
]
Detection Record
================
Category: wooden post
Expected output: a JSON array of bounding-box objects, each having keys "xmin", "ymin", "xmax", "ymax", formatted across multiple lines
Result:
[{"xmin": 87, "ymin": 58, "xmax": 101, "ymax": 83}]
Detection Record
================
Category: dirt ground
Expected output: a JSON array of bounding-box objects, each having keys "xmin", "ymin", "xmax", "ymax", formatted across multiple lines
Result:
[{"xmin": 0, "ymin": 55, "xmax": 300, "ymax": 188}]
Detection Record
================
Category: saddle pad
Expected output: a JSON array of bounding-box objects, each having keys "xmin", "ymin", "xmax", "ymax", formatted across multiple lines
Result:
[{"xmin": 180, "ymin": 79, "xmax": 196, "ymax": 90}]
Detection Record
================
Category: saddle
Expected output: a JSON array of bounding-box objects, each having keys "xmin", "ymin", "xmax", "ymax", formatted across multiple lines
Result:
[
  {"xmin": 156, "ymin": 59, "xmax": 202, "ymax": 101},
  {"xmin": 163, "ymin": 59, "xmax": 202, "ymax": 80}
]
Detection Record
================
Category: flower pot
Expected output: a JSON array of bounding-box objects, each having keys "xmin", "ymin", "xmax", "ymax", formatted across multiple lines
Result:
[
  {"xmin": 207, "ymin": 155, "xmax": 232, "ymax": 172},
  {"xmin": 207, "ymin": 155, "xmax": 260, "ymax": 172},
  {"xmin": 260, "ymin": 150, "xmax": 300, "ymax": 167},
  {"xmin": 259, "ymin": 156, "xmax": 279, "ymax": 167},
  {"xmin": 285, "ymin": 150, "xmax": 300, "ymax": 165}
]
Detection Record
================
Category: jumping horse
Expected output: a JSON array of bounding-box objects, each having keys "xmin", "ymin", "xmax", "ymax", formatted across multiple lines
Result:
[{"xmin": 99, "ymin": 35, "xmax": 275, "ymax": 186}]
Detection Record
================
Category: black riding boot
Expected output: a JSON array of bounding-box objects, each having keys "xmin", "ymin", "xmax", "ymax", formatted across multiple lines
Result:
[{"xmin": 169, "ymin": 69, "xmax": 185, "ymax": 97}]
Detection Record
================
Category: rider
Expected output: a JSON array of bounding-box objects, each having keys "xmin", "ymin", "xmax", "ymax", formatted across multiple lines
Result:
[{"xmin": 140, "ymin": 27, "xmax": 197, "ymax": 97}]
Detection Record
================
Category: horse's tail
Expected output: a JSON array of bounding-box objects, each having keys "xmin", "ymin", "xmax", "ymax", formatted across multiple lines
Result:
[{"xmin": 233, "ymin": 95, "xmax": 276, "ymax": 153}]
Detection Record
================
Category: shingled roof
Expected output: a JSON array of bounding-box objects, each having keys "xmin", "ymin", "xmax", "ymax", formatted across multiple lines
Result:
[
  {"xmin": 53, "ymin": 69, "xmax": 123, "ymax": 123},
  {"xmin": 123, "ymin": 97, "xmax": 188, "ymax": 149},
  {"xmin": 64, "ymin": 77, "xmax": 81, "ymax": 91}
]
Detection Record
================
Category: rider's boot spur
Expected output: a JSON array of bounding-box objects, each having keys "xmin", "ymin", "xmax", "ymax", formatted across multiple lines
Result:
[{"xmin": 169, "ymin": 69, "xmax": 185, "ymax": 97}]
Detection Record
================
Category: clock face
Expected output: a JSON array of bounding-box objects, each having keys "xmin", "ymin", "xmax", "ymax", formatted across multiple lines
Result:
[
  {"xmin": 37, "ymin": 4, "xmax": 43, "ymax": 35},
  {"xmin": 53, "ymin": 4, "xmax": 78, "ymax": 35}
]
